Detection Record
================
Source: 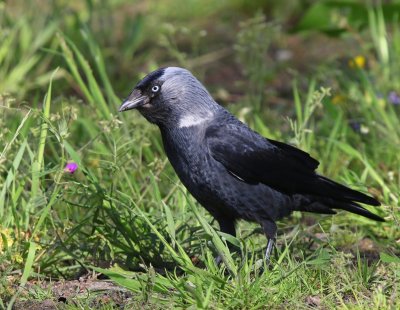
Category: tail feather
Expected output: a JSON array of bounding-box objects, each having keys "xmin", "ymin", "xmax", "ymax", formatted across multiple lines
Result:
[
  {"xmin": 300, "ymin": 199, "xmax": 384, "ymax": 222},
  {"xmin": 317, "ymin": 175, "xmax": 380, "ymax": 206},
  {"xmin": 334, "ymin": 201, "xmax": 384, "ymax": 222},
  {"xmin": 302, "ymin": 202, "xmax": 337, "ymax": 215},
  {"xmin": 304, "ymin": 175, "xmax": 384, "ymax": 222}
]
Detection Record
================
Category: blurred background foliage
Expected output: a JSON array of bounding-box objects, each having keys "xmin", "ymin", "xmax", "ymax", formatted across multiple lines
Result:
[{"xmin": 0, "ymin": 0, "xmax": 399, "ymax": 308}]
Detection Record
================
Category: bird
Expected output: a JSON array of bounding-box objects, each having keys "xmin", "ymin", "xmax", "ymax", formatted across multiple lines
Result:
[{"xmin": 119, "ymin": 67, "xmax": 384, "ymax": 262}]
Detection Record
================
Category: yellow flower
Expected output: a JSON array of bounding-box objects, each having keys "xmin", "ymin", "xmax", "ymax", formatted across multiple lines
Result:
[
  {"xmin": 332, "ymin": 94, "xmax": 346, "ymax": 105},
  {"xmin": 12, "ymin": 253, "xmax": 23, "ymax": 264},
  {"xmin": 348, "ymin": 55, "xmax": 366, "ymax": 69}
]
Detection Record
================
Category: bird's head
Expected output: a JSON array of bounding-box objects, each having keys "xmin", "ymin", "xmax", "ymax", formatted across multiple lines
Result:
[{"xmin": 119, "ymin": 67, "xmax": 218, "ymax": 127}]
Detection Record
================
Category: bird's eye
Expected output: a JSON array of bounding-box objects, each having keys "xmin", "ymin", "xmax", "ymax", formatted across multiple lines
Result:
[{"xmin": 151, "ymin": 85, "xmax": 160, "ymax": 93}]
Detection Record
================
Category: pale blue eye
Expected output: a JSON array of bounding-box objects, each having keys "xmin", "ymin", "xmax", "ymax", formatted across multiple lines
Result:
[{"xmin": 152, "ymin": 85, "xmax": 160, "ymax": 92}]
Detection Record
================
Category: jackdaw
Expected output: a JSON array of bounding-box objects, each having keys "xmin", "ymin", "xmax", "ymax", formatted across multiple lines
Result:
[{"xmin": 119, "ymin": 67, "xmax": 383, "ymax": 260}]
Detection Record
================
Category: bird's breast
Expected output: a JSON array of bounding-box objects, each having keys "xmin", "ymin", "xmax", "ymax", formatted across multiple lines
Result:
[{"xmin": 161, "ymin": 128, "xmax": 221, "ymax": 194}]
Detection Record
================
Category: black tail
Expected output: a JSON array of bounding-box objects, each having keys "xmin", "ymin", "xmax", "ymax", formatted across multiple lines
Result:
[
  {"xmin": 302, "ymin": 200, "xmax": 384, "ymax": 222},
  {"xmin": 308, "ymin": 175, "xmax": 384, "ymax": 222},
  {"xmin": 317, "ymin": 175, "xmax": 380, "ymax": 206},
  {"xmin": 334, "ymin": 201, "xmax": 385, "ymax": 222}
]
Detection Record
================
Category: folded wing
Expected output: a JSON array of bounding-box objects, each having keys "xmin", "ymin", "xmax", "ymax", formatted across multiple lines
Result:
[{"xmin": 206, "ymin": 123, "xmax": 380, "ymax": 208}]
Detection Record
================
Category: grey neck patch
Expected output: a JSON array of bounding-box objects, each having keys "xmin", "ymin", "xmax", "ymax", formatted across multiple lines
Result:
[{"xmin": 178, "ymin": 113, "xmax": 213, "ymax": 128}]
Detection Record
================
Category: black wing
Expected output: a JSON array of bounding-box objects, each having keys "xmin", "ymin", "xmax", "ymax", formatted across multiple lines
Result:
[
  {"xmin": 206, "ymin": 122, "xmax": 380, "ymax": 207},
  {"xmin": 206, "ymin": 123, "xmax": 319, "ymax": 192}
]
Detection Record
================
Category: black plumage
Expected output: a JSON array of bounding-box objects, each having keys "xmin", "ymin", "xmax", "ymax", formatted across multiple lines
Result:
[{"xmin": 119, "ymin": 67, "xmax": 384, "ymax": 260}]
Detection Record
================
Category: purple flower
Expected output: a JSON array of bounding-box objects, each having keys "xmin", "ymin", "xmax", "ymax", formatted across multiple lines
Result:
[
  {"xmin": 64, "ymin": 162, "xmax": 78, "ymax": 174},
  {"xmin": 388, "ymin": 91, "xmax": 400, "ymax": 105},
  {"xmin": 349, "ymin": 120, "xmax": 361, "ymax": 133}
]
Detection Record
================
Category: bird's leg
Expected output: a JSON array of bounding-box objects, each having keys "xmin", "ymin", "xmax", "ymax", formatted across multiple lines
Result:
[
  {"xmin": 265, "ymin": 237, "xmax": 276, "ymax": 264},
  {"xmin": 218, "ymin": 217, "xmax": 236, "ymax": 237},
  {"xmin": 262, "ymin": 220, "xmax": 277, "ymax": 264},
  {"xmin": 214, "ymin": 217, "xmax": 236, "ymax": 265}
]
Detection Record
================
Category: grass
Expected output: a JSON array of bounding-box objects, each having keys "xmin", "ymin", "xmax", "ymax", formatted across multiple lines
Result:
[{"xmin": 0, "ymin": 0, "xmax": 399, "ymax": 309}]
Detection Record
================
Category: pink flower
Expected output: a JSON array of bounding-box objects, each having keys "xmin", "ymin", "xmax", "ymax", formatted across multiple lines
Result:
[{"xmin": 64, "ymin": 162, "xmax": 78, "ymax": 174}]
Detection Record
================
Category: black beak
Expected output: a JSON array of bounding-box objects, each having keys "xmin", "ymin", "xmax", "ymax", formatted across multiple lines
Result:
[{"xmin": 119, "ymin": 89, "xmax": 149, "ymax": 112}]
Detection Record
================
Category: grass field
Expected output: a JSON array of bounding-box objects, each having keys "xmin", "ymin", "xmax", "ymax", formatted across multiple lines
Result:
[{"xmin": 0, "ymin": 1, "xmax": 399, "ymax": 309}]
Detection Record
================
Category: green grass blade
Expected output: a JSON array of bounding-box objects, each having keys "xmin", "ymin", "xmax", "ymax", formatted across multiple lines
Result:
[
  {"xmin": 0, "ymin": 139, "xmax": 27, "ymax": 218},
  {"xmin": 63, "ymin": 35, "xmax": 111, "ymax": 119},
  {"xmin": 31, "ymin": 69, "xmax": 58, "ymax": 201},
  {"xmin": 80, "ymin": 26, "xmax": 119, "ymax": 105},
  {"xmin": 0, "ymin": 109, "xmax": 31, "ymax": 161},
  {"xmin": 58, "ymin": 33, "xmax": 94, "ymax": 103},
  {"xmin": 187, "ymin": 199, "xmax": 237, "ymax": 275}
]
